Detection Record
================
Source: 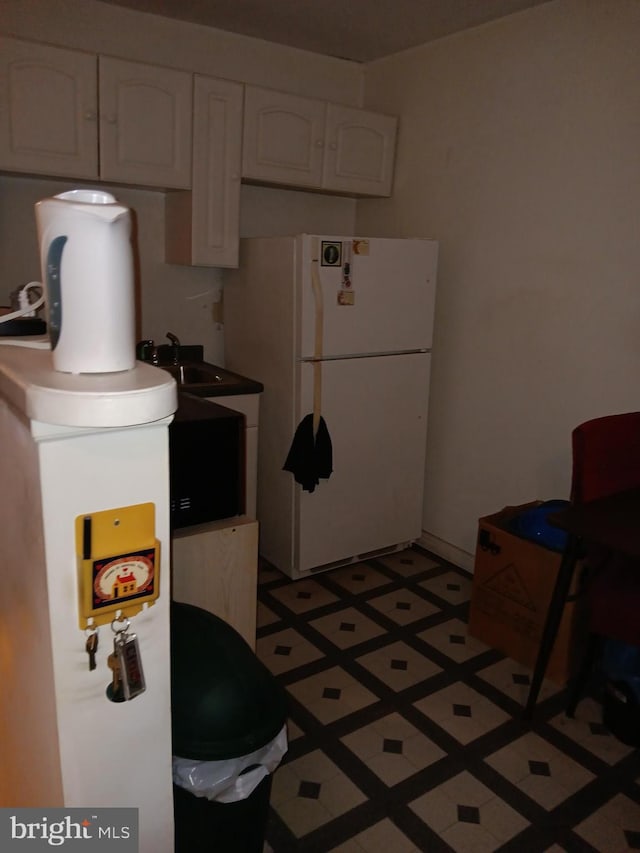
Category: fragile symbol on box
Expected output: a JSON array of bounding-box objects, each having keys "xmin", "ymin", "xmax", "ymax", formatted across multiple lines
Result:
[
  {"xmin": 481, "ymin": 563, "xmax": 537, "ymax": 611},
  {"xmin": 474, "ymin": 591, "xmax": 541, "ymax": 641}
]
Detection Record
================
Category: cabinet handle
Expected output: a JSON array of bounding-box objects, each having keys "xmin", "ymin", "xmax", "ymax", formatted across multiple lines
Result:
[
  {"xmin": 84, "ymin": 111, "xmax": 97, "ymax": 122},
  {"xmin": 314, "ymin": 139, "xmax": 324, "ymax": 148}
]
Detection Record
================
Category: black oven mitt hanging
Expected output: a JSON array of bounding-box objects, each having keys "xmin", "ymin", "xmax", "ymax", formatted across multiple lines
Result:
[{"xmin": 283, "ymin": 414, "xmax": 333, "ymax": 493}]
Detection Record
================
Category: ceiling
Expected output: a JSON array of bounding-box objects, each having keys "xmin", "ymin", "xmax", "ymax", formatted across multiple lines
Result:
[{"xmin": 97, "ymin": 0, "xmax": 552, "ymax": 63}]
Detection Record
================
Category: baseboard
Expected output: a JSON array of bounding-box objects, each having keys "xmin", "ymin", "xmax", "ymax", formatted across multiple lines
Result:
[{"xmin": 417, "ymin": 530, "xmax": 474, "ymax": 574}]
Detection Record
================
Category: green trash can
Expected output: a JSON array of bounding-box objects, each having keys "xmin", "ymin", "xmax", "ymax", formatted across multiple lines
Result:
[{"xmin": 171, "ymin": 601, "xmax": 288, "ymax": 853}]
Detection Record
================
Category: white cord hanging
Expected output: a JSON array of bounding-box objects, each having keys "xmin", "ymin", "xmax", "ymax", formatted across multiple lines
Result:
[{"xmin": 0, "ymin": 282, "xmax": 45, "ymax": 324}]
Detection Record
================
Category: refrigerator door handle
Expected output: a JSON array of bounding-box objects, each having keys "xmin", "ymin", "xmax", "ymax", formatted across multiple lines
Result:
[
  {"xmin": 300, "ymin": 348, "xmax": 431, "ymax": 363},
  {"xmin": 310, "ymin": 237, "xmax": 324, "ymax": 434}
]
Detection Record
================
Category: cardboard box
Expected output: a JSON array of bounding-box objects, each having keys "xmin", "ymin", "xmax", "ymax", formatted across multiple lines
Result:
[{"xmin": 468, "ymin": 503, "xmax": 587, "ymax": 686}]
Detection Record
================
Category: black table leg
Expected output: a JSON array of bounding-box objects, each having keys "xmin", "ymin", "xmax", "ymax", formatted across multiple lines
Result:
[{"xmin": 523, "ymin": 533, "xmax": 582, "ymax": 718}]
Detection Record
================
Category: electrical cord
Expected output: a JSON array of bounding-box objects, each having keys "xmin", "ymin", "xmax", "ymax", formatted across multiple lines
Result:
[{"xmin": 0, "ymin": 282, "xmax": 45, "ymax": 324}]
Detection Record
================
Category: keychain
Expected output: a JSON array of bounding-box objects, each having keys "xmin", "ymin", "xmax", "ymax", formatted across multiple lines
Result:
[
  {"xmin": 106, "ymin": 616, "xmax": 146, "ymax": 702},
  {"xmin": 85, "ymin": 626, "xmax": 99, "ymax": 671}
]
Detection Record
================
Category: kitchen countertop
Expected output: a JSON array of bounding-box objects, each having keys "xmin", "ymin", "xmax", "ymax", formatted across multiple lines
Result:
[{"xmin": 0, "ymin": 340, "xmax": 177, "ymax": 428}]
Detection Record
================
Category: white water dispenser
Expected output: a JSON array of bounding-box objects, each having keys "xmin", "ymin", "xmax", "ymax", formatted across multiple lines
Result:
[{"xmin": 35, "ymin": 189, "xmax": 136, "ymax": 374}]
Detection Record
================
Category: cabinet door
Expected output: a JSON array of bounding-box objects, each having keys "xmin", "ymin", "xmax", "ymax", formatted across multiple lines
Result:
[
  {"xmin": 323, "ymin": 104, "xmax": 397, "ymax": 197},
  {"xmin": 0, "ymin": 37, "xmax": 98, "ymax": 178},
  {"xmin": 242, "ymin": 86, "xmax": 325, "ymax": 188},
  {"xmin": 99, "ymin": 57, "xmax": 192, "ymax": 188},
  {"xmin": 172, "ymin": 517, "xmax": 259, "ymax": 650},
  {"xmin": 166, "ymin": 76, "xmax": 243, "ymax": 267}
]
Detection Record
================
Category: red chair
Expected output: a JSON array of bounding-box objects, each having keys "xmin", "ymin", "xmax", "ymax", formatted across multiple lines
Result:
[{"xmin": 566, "ymin": 412, "xmax": 640, "ymax": 717}]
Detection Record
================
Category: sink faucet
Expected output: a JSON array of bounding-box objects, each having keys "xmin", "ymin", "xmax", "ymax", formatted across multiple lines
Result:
[
  {"xmin": 166, "ymin": 332, "xmax": 181, "ymax": 365},
  {"xmin": 136, "ymin": 339, "xmax": 158, "ymax": 364}
]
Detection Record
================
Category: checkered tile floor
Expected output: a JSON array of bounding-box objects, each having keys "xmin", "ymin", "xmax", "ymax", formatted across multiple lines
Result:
[{"xmin": 256, "ymin": 547, "xmax": 640, "ymax": 852}]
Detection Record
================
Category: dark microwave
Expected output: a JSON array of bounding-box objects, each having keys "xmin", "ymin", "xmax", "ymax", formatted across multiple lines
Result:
[{"xmin": 169, "ymin": 393, "xmax": 245, "ymax": 530}]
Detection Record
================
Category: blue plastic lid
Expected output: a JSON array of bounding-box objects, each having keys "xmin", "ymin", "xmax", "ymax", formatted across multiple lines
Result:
[{"xmin": 509, "ymin": 500, "xmax": 570, "ymax": 552}]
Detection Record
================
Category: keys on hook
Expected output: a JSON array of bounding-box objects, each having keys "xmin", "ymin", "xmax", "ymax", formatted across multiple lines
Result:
[
  {"xmin": 85, "ymin": 629, "xmax": 99, "ymax": 671},
  {"xmin": 106, "ymin": 617, "xmax": 146, "ymax": 702},
  {"xmin": 107, "ymin": 645, "xmax": 124, "ymax": 703},
  {"xmin": 82, "ymin": 617, "xmax": 146, "ymax": 702}
]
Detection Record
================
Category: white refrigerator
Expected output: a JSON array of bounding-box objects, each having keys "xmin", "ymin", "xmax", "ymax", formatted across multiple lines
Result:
[{"xmin": 224, "ymin": 234, "xmax": 438, "ymax": 580}]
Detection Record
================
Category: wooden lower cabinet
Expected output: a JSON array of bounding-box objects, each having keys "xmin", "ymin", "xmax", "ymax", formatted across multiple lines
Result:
[{"xmin": 171, "ymin": 516, "xmax": 258, "ymax": 650}]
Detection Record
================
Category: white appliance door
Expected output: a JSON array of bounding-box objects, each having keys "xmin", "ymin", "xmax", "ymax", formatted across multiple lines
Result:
[
  {"xmin": 297, "ymin": 235, "xmax": 438, "ymax": 359},
  {"xmin": 295, "ymin": 352, "xmax": 431, "ymax": 574}
]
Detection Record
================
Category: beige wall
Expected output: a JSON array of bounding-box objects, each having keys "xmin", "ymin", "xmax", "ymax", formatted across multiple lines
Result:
[
  {"xmin": 0, "ymin": 0, "xmax": 359, "ymax": 362},
  {"xmin": 358, "ymin": 0, "xmax": 640, "ymax": 567}
]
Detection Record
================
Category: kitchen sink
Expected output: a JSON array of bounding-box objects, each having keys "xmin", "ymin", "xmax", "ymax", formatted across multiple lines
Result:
[
  {"xmin": 154, "ymin": 355, "xmax": 263, "ymax": 398},
  {"xmin": 161, "ymin": 362, "xmax": 237, "ymax": 387}
]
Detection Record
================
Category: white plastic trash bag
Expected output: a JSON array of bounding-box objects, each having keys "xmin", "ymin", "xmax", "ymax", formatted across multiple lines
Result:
[{"xmin": 172, "ymin": 724, "xmax": 288, "ymax": 804}]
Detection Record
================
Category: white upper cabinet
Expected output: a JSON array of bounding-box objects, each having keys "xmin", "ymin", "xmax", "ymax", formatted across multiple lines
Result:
[
  {"xmin": 165, "ymin": 75, "xmax": 243, "ymax": 267},
  {"xmin": 323, "ymin": 104, "xmax": 397, "ymax": 197},
  {"xmin": 242, "ymin": 86, "xmax": 397, "ymax": 197},
  {"xmin": 242, "ymin": 87, "xmax": 326, "ymax": 189},
  {"xmin": 0, "ymin": 37, "xmax": 98, "ymax": 178},
  {"xmin": 0, "ymin": 38, "xmax": 192, "ymax": 188},
  {"xmin": 98, "ymin": 57, "xmax": 192, "ymax": 188},
  {"xmin": 0, "ymin": 37, "xmax": 401, "ymax": 269}
]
